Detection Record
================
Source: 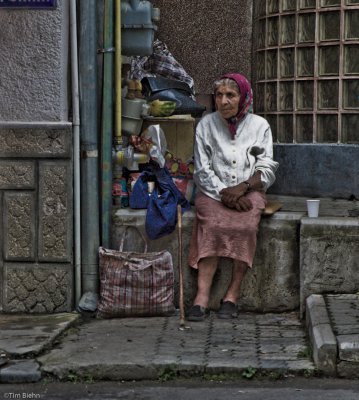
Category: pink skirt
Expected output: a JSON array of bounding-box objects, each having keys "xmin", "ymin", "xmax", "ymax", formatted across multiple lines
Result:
[{"xmin": 188, "ymin": 190, "xmax": 267, "ymax": 269}]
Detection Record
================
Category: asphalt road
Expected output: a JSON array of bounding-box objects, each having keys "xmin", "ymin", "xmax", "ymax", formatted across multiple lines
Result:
[{"xmin": 0, "ymin": 378, "xmax": 359, "ymax": 400}]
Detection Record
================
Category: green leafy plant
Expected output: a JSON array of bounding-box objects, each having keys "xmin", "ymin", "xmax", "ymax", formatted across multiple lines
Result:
[
  {"xmin": 242, "ymin": 366, "xmax": 257, "ymax": 379},
  {"xmin": 297, "ymin": 345, "xmax": 312, "ymax": 359},
  {"xmin": 158, "ymin": 365, "xmax": 178, "ymax": 382}
]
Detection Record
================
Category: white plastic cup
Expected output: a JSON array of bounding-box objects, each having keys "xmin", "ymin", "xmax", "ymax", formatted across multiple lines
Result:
[{"xmin": 306, "ymin": 199, "xmax": 320, "ymax": 218}]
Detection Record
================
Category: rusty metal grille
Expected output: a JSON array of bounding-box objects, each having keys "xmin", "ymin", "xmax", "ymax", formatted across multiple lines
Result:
[{"xmin": 253, "ymin": 0, "xmax": 359, "ymax": 144}]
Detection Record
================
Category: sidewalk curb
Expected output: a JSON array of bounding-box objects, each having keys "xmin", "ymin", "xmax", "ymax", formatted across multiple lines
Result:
[
  {"xmin": 306, "ymin": 294, "xmax": 337, "ymax": 376},
  {"xmin": 0, "ymin": 360, "xmax": 41, "ymax": 383}
]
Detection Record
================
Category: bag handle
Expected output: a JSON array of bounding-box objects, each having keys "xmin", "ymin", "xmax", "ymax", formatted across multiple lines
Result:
[{"xmin": 119, "ymin": 225, "xmax": 148, "ymax": 253}]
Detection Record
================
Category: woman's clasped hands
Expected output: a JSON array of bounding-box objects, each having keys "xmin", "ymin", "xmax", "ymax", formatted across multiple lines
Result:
[{"xmin": 219, "ymin": 183, "xmax": 253, "ymax": 212}]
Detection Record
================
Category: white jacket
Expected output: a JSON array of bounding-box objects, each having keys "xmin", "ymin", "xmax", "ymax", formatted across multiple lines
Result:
[{"xmin": 193, "ymin": 111, "xmax": 279, "ymax": 201}]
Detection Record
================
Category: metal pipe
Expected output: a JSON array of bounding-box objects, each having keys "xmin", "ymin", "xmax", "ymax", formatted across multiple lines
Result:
[
  {"xmin": 115, "ymin": 0, "xmax": 122, "ymax": 145},
  {"xmin": 101, "ymin": 0, "xmax": 114, "ymax": 248},
  {"xmin": 69, "ymin": 0, "xmax": 82, "ymax": 306},
  {"xmin": 0, "ymin": 122, "xmax": 72, "ymax": 128},
  {"xmin": 78, "ymin": 0, "xmax": 100, "ymax": 294}
]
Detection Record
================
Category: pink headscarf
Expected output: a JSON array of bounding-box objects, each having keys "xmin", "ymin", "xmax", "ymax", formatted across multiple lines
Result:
[{"xmin": 219, "ymin": 73, "xmax": 253, "ymax": 139}]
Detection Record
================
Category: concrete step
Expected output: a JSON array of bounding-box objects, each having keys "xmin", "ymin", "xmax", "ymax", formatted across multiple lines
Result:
[{"xmin": 306, "ymin": 294, "xmax": 359, "ymax": 378}]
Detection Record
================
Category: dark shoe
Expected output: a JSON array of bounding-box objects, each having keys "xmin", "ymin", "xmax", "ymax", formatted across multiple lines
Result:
[
  {"xmin": 217, "ymin": 300, "xmax": 238, "ymax": 319},
  {"xmin": 186, "ymin": 305, "xmax": 209, "ymax": 321}
]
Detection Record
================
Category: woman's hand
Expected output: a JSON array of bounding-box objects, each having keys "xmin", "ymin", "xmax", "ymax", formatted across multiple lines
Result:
[
  {"xmin": 220, "ymin": 183, "xmax": 252, "ymax": 211},
  {"xmin": 220, "ymin": 183, "xmax": 248, "ymax": 204},
  {"xmin": 235, "ymin": 196, "xmax": 253, "ymax": 212}
]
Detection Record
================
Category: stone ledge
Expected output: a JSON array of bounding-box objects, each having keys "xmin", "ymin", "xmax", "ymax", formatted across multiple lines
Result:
[
  {"xmin": 112, "ymin": 197, "xmax": 359, "ymax": 315},
  {"xmin": 112, "ymin": 207, "xmax": 302, "ymax": 312}
]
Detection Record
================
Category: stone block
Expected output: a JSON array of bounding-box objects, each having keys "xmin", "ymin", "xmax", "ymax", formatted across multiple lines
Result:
[
  {"xmin": 306, "ymin": 294, "xmax": 331, "ymax": 331},
  {"xmin": 3, "ymin": 263, "xmax": 73, "ymax": 313},
  {"xmin": 3, "ymin": 191, "xmax": 35, "ymax": 261},
  {"xmin": 38, "ymin": 161, "xmax": 73, "ymax": 262},
  {"xmin": 300, "ymin": 218, "xmax": 359, "ymax": 315},
  {"xmin": 337, "ymin": 334, "xmax": 359, "ymax": 362},
  {"xmin": 0, "ymin": 160, "xmax": 35, "ymax": 189},
  {"xmin": 239, "ymin": 212, "xmax": 302, "ymax": 312},
  {"xmin": 111, "ymin": 208, "xmax": 301, "ymax": 312},
  {"xmin": 337, "ymin": 360, "xmax": 359, "ymax": 379},
  {"xmin": 0, "ymin": 127, "xmax": 72, "ymax": 158},
  {"xmin": 306, "ymin": 294, "xmax": 338, "ymax": 375},
  {"xmin": 0, "ymin": 360, "xmax": 41, "ymax": 383},
  {"xmin": 310, "ymin": 324, "xmax": 337, "ymax": 375}
]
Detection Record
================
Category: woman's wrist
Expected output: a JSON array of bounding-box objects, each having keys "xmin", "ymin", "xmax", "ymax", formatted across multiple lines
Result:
[{"xmin": 243, "ymin": 181, "xmax": 251, "ymax": 191}]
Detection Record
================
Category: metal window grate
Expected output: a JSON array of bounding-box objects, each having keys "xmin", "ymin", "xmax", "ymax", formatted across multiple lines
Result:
[{"xmin": 253, "ymin": 0, "xmax": 359, "ymax": 144}]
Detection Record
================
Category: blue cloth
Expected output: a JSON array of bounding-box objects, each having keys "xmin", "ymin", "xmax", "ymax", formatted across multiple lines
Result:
[{"xmin": 144, "ymin": 164, "xmax": 190, "ymax": 240}]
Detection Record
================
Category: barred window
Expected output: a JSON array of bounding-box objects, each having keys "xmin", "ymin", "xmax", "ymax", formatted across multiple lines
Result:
[{"xmin": 253, "ymin": 0, "xmax": 359, "ymax": 144}]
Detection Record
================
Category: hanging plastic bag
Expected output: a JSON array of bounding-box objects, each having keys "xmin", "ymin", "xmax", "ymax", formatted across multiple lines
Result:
[{"xmin": 142, "ymin": 125, "xmax": 167, "ymax": 167}]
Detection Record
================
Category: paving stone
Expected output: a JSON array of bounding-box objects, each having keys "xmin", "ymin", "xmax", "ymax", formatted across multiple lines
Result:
[
  {"xmin": 0, "ymin": 360, "xmax": 41, "ymax": 383},
  {"xmin": 205, "ymin": 361, "xmax": 259, "ymax": 372},
  {"xmin": 330, "ymin": 316, "xmax": 359, "ymax": 325},
  {"xmin": 286, "ymin": 359, "xmax": 315, "ymax": 370},
  {"xmin": 0, "ymin": 313, "xmax": 79, "ymax": 356},
  {"xmin": 259, "ymin": 337, "xmax": 306, "ymax": 346},
  {"xmin": 333, "ymin": 324, "xmax": 359, "ymax": 335},
  {"xmin": 256, "ymin": 313, "xmax": 301, "ymax": 326},
  {"xmin": 259, "ymin": 344, "xmax": 282, "ymax": 353},
  {"xmin": 259, "ymin": 360, "xmax": 288, "ymax": 369},
  {"xmin": 310, "ymin": 324, "xmax": 337, "ymax": 376},
  {"xmin": 337, "ymin": 334, "xmax": 359, "ymax": 362},
  {"xmin": 259, "ymin": 354, "xmax": 301, "ymax": 361},
  {"xmin": 337, "ymin": 360, "xmax": 359, "ymax": 379}
]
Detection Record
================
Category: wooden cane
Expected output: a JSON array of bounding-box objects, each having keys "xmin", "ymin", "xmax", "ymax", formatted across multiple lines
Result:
[{"xmin": 177, "ymin": 204, "xmax": 186, "ymax": 327}]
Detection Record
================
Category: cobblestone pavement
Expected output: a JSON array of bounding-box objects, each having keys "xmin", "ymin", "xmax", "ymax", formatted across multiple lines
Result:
[
  {"xmin": 3, "ymin": 296, "xmax": 359, "ymax": 382},
  {"xmin": 38, "ymin": 311, "xmax": 314, "ymax": 380}
]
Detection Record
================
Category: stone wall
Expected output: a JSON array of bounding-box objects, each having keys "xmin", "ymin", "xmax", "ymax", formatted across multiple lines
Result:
[
  {"xmin": 111, "ymin": 209, "xmax": 303, "ymax": 313},
  {"xmin": 150, "ymin": 0, "xmax": 253, "ymax": 94},
  {"xmin": 0, "ymin": 2, "xmax": 69, "ymax": 121},
  {"xmin": 0, "ymin": 127, "xmax": 73, "ymax": 313},
  {"xmin": 300, "ymin": 218, "xmax": 359, "ymax": 315},
  {"xmin": 0, "ymin": 0, "xmax": 73, "ymax": 313}
]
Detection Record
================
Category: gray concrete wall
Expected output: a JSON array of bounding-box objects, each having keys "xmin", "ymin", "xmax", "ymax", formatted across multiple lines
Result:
[
  {"xmin": 270, "ymin": 144, "xmax": 359, "ymax": 200},
  {"xmin": 0, "ymin": 1, "xmax": 69, "ymax": 121},
  {"xmin": 0, "ymin": 0, "xmax": 73, "ymax": 313}
]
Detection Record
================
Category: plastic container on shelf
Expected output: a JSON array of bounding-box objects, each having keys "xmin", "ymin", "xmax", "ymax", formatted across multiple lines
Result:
[
  {"xmin": 121, "ymin": 115, "xmax": 143, "ymax": 136},
  {"xmin": 122, "ymin": 98, "xmax": 150, "ymax": 119},
  {"xmin": 121, "ymin": 97, "xmax": 150, "ymax": 136},
  {"xmin": 121, "ymin": 0, "xmax": 160, "ymax": 56}
]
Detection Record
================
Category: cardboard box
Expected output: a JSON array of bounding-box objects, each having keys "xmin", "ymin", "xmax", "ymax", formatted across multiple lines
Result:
[{"xmin": 142, "ymin": 115, "xmax": 195, "ymax": 161}]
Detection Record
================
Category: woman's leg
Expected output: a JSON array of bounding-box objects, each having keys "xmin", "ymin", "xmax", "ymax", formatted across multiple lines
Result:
[
  {"xmin": 192, "ymin": 256, "xmax": 219, "ymax": 308},
  {"xmin": 222, "ymin": 260, "xmax": 248, "ymax": 304}
]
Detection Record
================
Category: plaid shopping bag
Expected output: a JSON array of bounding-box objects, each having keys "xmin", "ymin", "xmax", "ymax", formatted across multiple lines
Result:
[{"xmin": 97, "ymin": 227, "xmax": 175, "ymax": 318}]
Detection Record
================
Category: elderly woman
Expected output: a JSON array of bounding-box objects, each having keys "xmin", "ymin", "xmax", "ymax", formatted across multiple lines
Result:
[{"xmin": 187, "ymin": 73, "xmax": 278, "ymax": 321}]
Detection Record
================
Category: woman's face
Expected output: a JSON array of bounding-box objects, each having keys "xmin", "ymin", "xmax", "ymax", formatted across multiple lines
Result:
[{"xmin": 215, "ymin": 84, "xmax": 241, "ymax": 119}]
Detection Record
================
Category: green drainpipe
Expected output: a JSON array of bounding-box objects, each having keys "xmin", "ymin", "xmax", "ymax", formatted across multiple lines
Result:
[
  {"xmin": 101, "ymin": 0, "xmax": 114, "ymax": 248},
  {"xmin": 78, "ymin": 0, "xmax": 100, "ymax": 294}
]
